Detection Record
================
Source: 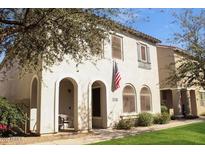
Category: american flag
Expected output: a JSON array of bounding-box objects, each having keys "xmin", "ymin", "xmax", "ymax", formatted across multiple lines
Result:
[{"xmin": 112, "ymin": 61, "xmax": 121, "ymax": 91}]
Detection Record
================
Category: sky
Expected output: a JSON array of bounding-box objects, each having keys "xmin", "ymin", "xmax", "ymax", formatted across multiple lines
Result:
[
  {"xmin": 114, "ymin": 8, "xmax": 186, "ymax": 46},
  {"xmin": 129, "ymin": 9, "xmax": 179, "ymax": 45},
  {"xmin": 0, "ymin": 8, "xmax": 203, "ymax": 62},
  {"xmin": 122, "ymin": 8, "xmax": 204, "ymax": 46}
]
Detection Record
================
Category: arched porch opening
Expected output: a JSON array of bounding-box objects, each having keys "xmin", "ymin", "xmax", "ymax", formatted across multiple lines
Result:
[
  {"xmin": 91, "ymin": 81, "xmax": 107, "ymax": 129},
  {"xmin": 58, "ymin": 78, "xmax": 78, "ymax": 132}
]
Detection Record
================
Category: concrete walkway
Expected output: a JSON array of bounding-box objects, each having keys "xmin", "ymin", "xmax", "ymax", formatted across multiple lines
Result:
[{"xmin": 35, "ymin": 118, "xmax": 205, "ymax": 145}]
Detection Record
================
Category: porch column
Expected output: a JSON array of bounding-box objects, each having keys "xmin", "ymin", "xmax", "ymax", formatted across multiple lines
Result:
[
  {"xmin": 54, "ymin": 81, "xmax": 60, "ymax": 133},
  {"xmin": 77, "ymin": 84, "xmax": 89, "ymax": 132},
  {"xmin": 88, "ymin": 82, "xmax": 92, "ymax": 130}
]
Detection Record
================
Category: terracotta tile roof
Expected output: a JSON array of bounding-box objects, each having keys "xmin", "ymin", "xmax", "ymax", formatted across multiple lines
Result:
[{"xmin": 115, "ymin": 22, "xmax": 161, "ymax": 44}]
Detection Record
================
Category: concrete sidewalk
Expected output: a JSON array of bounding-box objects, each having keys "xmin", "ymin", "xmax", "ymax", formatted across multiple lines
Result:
[{"xmin": 35, "ymin": 118, "xmax": 205, "ymax": 145}]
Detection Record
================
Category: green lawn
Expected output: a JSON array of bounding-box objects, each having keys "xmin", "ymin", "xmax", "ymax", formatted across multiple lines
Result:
[{"xmin": 93, "ymin": 122, "xmax": 205, "ymax": 145}]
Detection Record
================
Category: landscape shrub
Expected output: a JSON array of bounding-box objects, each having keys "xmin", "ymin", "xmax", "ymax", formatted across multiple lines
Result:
[
  {"xmin": 160, "ymin": 112, "xmax": 171, "ymax": 124},
  {"xmin": 170, "ymin": 114, "xmax": 199, "ymax": 120},
  {"xmin": 154, "ymin": 113, "xmax": 170, "ymax": 124},
  {"xmin": 161, "ymin": 105, "xmax": 168, "ymax": 113},
  {"xmin": 114, "ymin": 118, "xmax": 133, "ymax": 130},
  {"xmin": 129, "ymin": 118, "xmax": 138, "ymax": 127},
  {"xmin": 0, "ymin": 97, "xmax": 27, "ymax": 137},
  {"xmin": 138, "ymin": 112, "xmax": 153, "ymax": 126},
  {"xmin": 153, "ymin": 114, "xmax": 161, "ymax": 124},
  {"xmin": 170, "ymin": 115, "xmax": 176, "ymax": 120},
  {"xmin": 184, "ymin": 114, "xmax": 199, "ymax": 119}
]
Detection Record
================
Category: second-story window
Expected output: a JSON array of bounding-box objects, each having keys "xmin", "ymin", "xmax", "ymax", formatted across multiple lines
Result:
[
  {"xmin": 137, "ymin": 42, "xmax": 151, "ymax": 69},
  {"xmin": 141, "ymin": 45, "xmax": 147, "ymax": 62},
  {"xmin": 137, "ymin": 43, "xmax": 150, "ymax": 63},
  {"xmin": 112, "ymin": 35, "xmax": 123, "ymax": 60}
]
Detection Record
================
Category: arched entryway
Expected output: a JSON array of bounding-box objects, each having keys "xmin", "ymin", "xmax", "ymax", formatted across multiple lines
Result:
[
  {"xmin": 58, "ymin": 78, "xmax": 78, "ymax": 132},
  {"xmin": 30, "ymin": 77, "xmax": 39, "ymax": 133},
  {"xmin": 91, "ymin": 81, "xmax": 107, "ymax": 129}
]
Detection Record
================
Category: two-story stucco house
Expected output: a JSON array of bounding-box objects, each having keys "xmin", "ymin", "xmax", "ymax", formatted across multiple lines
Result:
[
  {"xmin": 157, "ymin": 45, "xmax": 205, "ymax": 117},
  {"xmin": 0, "ymin": 24, "xmax": 161, "ymax": 135}
]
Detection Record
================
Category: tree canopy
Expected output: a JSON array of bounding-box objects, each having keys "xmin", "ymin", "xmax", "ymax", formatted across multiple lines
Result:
[
  {"xmin": 0, "ymin": 8, "xmax": 134, "ymax": 77},
  {"xmin": 168, "ymin": 9, "xmax": 205, "ymax": 89}
]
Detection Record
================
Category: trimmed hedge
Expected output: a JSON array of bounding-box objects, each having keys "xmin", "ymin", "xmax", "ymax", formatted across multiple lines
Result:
[
  {"xmin": 184, "ymin": 114, "xmax": 199, "ymax": 119},
  {"xmin": 154, "ymin": 113, "xmax": 170, "ymax": 124},
  {"xmin": 115, "ymin": 112, "xmax": 171, "ymax": 130},
  {"xmin": 114, "ymin": 118, "xmax": 133, "ymax": 130},
  {"xmin": 161, "ymin": 105, "xmax": 169, "ymax": 113},
  {"xmin": 138, "ymin": 112, "xmax": 153, "ymax": 126}
]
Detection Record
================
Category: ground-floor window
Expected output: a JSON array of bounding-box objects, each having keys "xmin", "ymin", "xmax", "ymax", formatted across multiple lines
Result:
[
  {"xmin": 123, "ymin": 84, "xmax": 136, "ymax": 113},
  {"xmin": 140, "ymin": 86, "xmax": 152, "ymax": 112},
  {"xmin": 200, "ymin": 92, "xmax": 205, "ymax": 106}
]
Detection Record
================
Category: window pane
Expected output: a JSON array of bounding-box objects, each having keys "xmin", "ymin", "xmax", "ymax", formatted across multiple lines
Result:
[
  {"xmin": 123, "ymin": 95, "xmax": 135, "ymax": 113},
  {"xmin": 112, "ymin": 35, "xmax": 122, "ymax": 59},
  {"xmin": 141, "ymin": 46, "xmax": 146, "ymax": 61},
  {"xmin": 145, "ymin": 96, "xmax": 151, "ymax": 110},
  {"xmin": 141, "ymin": 87, "xmax": 149, "ymax": 94},
  {"xmin": 141, "ymin": 96, "xmax": 146, "ymax": 111},
  {"xmin": 123, "ymin": 85, "xmax": 134, "ymax": 94},
  {"xmin": 140, "ymin": 87, "xmax": 151, "ymax": 111},
  {"xmin": 140, "ymin": 96, "xmax": 151, "ymax": 111}
]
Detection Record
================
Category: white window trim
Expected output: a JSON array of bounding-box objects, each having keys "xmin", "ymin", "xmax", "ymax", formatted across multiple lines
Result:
[
  {"xmin": 121, "ymin": 112, "xmax": 138, "ymax": 117},
  {"xmin": 123, "ymin": 93, "xmax": 135, "ymax": 96},
  {"xmin": 141, "ymin": 94, "xmax": 151, "ymax": 96},
  {"xmin": 111, "ymin": 34, "xmax": 124, "ymax": 61}
]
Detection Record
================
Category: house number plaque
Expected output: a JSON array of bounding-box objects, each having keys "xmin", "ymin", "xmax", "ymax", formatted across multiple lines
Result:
[{"xmin": 112, "ymin": 98, "xmax": 118, "ymax": 102}]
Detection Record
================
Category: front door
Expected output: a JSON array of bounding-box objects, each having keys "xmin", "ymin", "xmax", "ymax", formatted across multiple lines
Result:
[
  {"xmin": 92, "ymin": 87, "xmax": 101, "ymax": 128},
  {"xmin": 92, "ymin": 88, "xmax": 101, "ymax": 117}
]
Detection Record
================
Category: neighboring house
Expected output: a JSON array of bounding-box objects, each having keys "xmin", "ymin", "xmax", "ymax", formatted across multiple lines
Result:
[
  {"xmin": 0, "ymin": 24, "xmax": 161, "ymax": 135},
  {"xmin": 157, "ymin": 45, "xmax": 205, "ymax": 117}
]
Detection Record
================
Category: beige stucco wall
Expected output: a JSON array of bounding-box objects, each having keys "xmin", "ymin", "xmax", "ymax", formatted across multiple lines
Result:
[
  {"xmin": 39, "ymin": 33, "xmax": 161, "ymax": 134},
  {"xmin": 0, "ymin": 63, "xmax": 42, "ymax": 133},
  {"xmin": 157, "ymin": 46, "xmax": 205, "ymax": 116},
  {"xmin": 157, "ymin": 46, "xmax": 175, "ymax": 89},
  {"xmin": 0, "ymin": 65, "xmax": 39, "ymax": 104}
]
